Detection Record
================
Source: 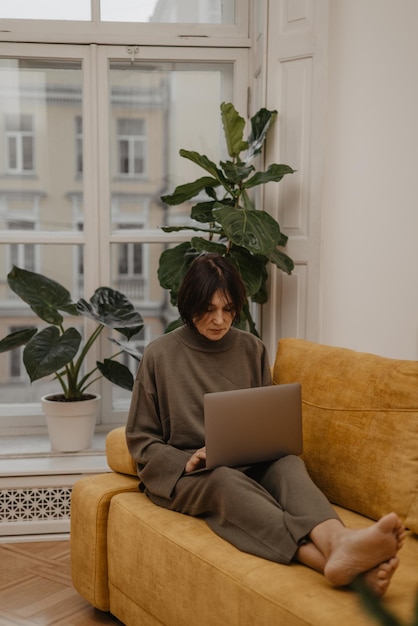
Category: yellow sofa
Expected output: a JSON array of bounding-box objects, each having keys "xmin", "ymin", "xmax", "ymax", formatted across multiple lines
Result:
[{"xmin": 71, "ymin": 338, "xmax": 418, "ymax": 626}]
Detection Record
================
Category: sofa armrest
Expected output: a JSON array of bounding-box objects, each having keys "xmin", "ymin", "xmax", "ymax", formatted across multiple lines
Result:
[
  {"xmin": 106, "ymin": 426, "xmax": 137, "ymax": 476},
  {"xmin": 70, "ymin": 472, "xmax": 139, "ymax": 611}
]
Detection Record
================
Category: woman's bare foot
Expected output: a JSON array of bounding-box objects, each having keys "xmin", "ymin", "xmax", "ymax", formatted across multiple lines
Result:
[
  {"xmin": 323, "ymin": 512, "xmax": 404, "ymax": 587},
  {"xmin": 360, "ymin": 557, "xmax": 399, "ymax": 597}
]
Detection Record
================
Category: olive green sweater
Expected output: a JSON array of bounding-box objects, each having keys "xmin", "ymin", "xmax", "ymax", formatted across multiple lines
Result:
[{"xmin": 126, "ymin": 325, "xmax": 271, "ymax": 499}]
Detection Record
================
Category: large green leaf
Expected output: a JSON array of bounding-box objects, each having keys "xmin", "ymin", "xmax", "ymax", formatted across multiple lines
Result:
[
  {"xmin": 23, "ymin": 326, "xmax": 81, "ymax": 382},
  {"xmin": 96, "ymin": 359, "xmax": 134, "ymax": 391},
  {"xmin": 205, "ymin": 185, "xmax": 218, "ymax": 200},
  {"xmin": 7, "ymin": 266, "xmax": 78, "ymax": 325},
  {"xmin": 190, "ymin": 237, "xmax": 227, "ymax": 256},
  {"xmin": 157, "ymin": 242, "xmax": 197, "ymax": 293},
  {"xmin": 268, "ymin": 248, "xmax": 294, "ymax": 275},
  {"xmin": 191, "ymin": 201, "xmax": 216, "ymax": 223},
  {"xmin": 246, "ymin": 108, "xmax": 277, "ymax": 161},
  {"xmin": 213, "ymin": 205, "xmax": 282, "ymax": 255},
  {"xmin": 220, "ymin": 102, "xmax": 248, "ymax": 158},
  {"xmin": 220, "ymin": 160, "xmax": 255, "ymax": 184},
  {"xmin": 241, "ymin": 189, "xmax": 256, "ymax": 211},
  {"xmin": 0, "ymin": 328, "xmax": 37, "ymax": 353},
  {"xmin": 161, "ymin": 225, "xmax": 216, "ymax": 234},
  {"xmin": 227, "ymin": 246, "xmax": 265, "ymax": 298},
  {"xmin": 244, "ymin": 164, "xmax": 295, "ymax": 189},
  {"xmin": 250, "ymin": 261, "xmax": 269, "ymax": 304},
  {"xmin": 277, "ymin": 230, "xmax": 289, "ymax": 247},
  {"xmin": 179, "ymin": 150, "xmax": 230, "ymax": 188},
  {"xmin": 161, "ymin": 176, "xmax": 218, "ymax": 205},
  {"xmin": 77, "ymin": 288, "xmax": 143, "ymax": 340}
]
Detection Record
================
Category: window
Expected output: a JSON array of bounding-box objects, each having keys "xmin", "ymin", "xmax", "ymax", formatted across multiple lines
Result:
[
  {"xmin": 5, "ymin": 114, "xmax": 34, "ymax": 174},
  {"xmin": 117, "ymin": 119, "xmax": 146, "ymax": 177},
  {"xmin": 0, "ymin": 22, "xmax": 249, "ymax": 430}
]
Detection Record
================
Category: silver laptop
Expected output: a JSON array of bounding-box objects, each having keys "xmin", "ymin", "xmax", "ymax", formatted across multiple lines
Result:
[{"xmin": 204, "ymin": 383, "xmax": 303, "ymax": 470}]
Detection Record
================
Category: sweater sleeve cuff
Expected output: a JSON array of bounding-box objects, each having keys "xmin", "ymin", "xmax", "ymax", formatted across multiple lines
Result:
[{"xmin": 139, "ymin": 446, "xmax": 191, "ymax": 500}]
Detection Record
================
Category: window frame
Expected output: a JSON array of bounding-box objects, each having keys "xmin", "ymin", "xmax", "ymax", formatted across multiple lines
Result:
[{"xmin": 0, "ymin": 40, "xmax": 250, "ymax": 430}]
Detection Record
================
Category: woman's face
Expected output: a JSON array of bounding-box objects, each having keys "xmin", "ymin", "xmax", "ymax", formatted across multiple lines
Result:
[{"xmin": 193, "ymin": 289, "xmax": 235, "ymax": 341}]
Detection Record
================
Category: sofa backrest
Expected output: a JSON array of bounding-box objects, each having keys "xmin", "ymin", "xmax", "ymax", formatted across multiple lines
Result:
[{"xmin": 273, "ymin": 338, "xmax": 418, "ymax": 533}]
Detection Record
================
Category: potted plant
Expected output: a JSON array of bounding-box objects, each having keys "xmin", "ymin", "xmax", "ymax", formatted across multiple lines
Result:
[
  {"xmin": 158, "ymin": 101, "xmax": 295, "ymax": 335},
  {"xmin": 0, "ymin": 266, "xmax": 143, "ymax": 452}
]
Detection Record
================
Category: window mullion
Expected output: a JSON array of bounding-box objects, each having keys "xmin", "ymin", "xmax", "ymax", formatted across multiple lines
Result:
[{"xmin": 79, "ymin": 44, "xmax": 105, "ymax": 409}]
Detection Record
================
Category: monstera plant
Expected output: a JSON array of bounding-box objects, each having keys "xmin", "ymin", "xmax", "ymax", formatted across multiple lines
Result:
[
  {"xmin": 0, "ymin": 266, "xmax": 144, "ymax": 400},
  {"xmin": 158, "ymin": 102, "xmax": 295, "ymax": 335}
]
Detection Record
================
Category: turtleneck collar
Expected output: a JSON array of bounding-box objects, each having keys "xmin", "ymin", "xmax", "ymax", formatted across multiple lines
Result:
[{"xmin": 175, "ymin": 324, "xmax": 239, "ymax": 353}]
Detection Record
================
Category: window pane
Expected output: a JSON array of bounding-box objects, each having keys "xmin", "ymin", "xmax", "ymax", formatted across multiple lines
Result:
[
  {"xmin": 118, "ymin": 139, "xmax": 129, "ymax": 174},
  {"xmin": 133, "ymin": 141, "xmax": 145, "ymax": 175},
  {"xmin": 100, "ymin": 0, "xmax": 235, "ymax": 23},
  {"xmin": 0, "ymin": 58, "xmax": 84, "ymax": 230},
  {"xmin": 109, "ymin": 60, "xmax": 233, "ymax": 231},
  {"xmin": 133, "ymin": 243, "xmax": 143, "ymax": 274},
  {"xmin": 0, "ymin": 0, "xmax": 91, "ymax": 20},
  {"xmin": 22, "ymin": 136, "xmax": 34, "ymax": 170},
  {"xmin": 7, "ymin": 136, "xmax": 17, "ymax": 169},
  {"xmin": 118, "ymin": 244, "xmax": 129, "ymax": 274}
]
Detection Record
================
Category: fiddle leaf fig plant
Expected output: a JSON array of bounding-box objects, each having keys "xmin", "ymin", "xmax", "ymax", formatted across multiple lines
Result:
[
  {"xmin": 158, "ymin": 102, "xmax": 296, "ymax": 335},
  {"xmin": 0, "ymin": 266, "xmax": 144, "ymax": 399}
]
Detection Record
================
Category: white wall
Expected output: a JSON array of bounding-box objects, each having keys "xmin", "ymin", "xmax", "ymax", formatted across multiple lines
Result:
[{"xmin": 320, "ymin": 0, "xmax": 418, "ymax": 359}]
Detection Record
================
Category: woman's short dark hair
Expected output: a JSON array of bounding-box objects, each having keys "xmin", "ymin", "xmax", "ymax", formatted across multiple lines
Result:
[{"xmin": 177, "ymin": 254, "xmax": 247, "ymax": 328}]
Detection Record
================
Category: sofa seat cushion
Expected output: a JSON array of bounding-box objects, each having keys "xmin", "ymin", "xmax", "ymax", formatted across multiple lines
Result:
[
  {"xmin": 273, "ymin": 339, "xmax": 418, "ymax": 532},
  {"xmin": 107, "ymin": 491, "xmax": 418, "ymax": 626}
]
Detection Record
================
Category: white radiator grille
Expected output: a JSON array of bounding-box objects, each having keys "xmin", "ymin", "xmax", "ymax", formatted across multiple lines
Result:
[{"xmin": 0, "ymin": 487, "xmax": 72, "ymax": 522}]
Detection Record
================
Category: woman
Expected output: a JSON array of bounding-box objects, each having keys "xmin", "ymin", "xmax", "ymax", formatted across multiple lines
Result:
[{"xmin": 126, "ymin": 254, "xmax": 404, "ymax": 596}]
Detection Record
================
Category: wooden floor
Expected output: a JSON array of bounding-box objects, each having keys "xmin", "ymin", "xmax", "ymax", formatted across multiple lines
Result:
[{"xmin": 0, "ymin": 541, "xmax": 123, "ymax": 625}]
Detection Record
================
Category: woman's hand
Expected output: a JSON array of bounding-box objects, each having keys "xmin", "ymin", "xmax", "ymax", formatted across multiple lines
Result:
[{"xmin": 185, "ymin": 447, "xmax": 207, "ymax": 473}]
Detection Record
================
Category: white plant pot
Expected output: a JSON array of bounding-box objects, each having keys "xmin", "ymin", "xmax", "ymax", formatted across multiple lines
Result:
[{"xmin": 41, "ymin": 394, "xmax": 101, "ymax": 452}]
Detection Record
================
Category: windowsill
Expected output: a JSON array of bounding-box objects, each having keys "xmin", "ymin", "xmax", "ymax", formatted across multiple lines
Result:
[
  {"xmin": 0, "ymin": 432, "xmax": 110, "ymax": 483},
  {"xmin": 0, "ymin": 432, "xmax": 107, "ymax": 459}
]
